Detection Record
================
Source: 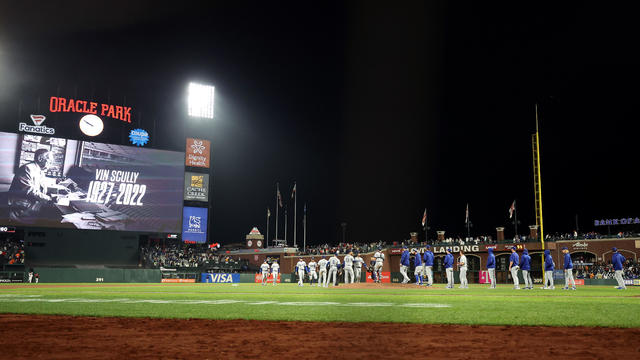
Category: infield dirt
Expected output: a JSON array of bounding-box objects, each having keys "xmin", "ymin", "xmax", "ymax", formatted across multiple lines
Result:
[{"xmin": 1, "ymin": 314, "xmax": 638, "ymax": 359}]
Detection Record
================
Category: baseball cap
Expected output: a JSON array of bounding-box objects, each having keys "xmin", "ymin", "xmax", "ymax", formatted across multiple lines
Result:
[
  {"xmin": 561, "ymin": 246, "xmax": 568, "ymax": 250},
  {"xmin": 446, "ymin": 248, "xmax": 451, "ymax": 252},
  {"xmin": 612, "ymin": 247, "xmax": 617, "ymax": 252},
  {"xmin": 512, "ymin": 246, "xmax": 517, "ymax": 250},
  {"xmin": 402, "ymin": 245, "xmax": 408, "ymax": 249},
  {"xmin": 426, "ymin": 245, "xmax": 431, "ymax": 249}
]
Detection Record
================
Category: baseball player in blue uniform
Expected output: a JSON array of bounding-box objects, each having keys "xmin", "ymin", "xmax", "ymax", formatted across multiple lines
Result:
[
  {"xmin": 520, "ymin": 249, "xmax": 532, "ymax": 289},
  {"xmin": 369, "ymin": 258, "xmax": 377, "ymax": 282},
  {"xmin": 444, "ymin": 248, "xmax": 454, "ymax": 289},
  {"xmin": 509, "ymin": 246, "xmax": 520, "ymax": 289},
  {"xmin": 423, "ymin": 245, "xmax": 434, "ymax": 286},
  {"xmin": 562, "ymin": 247, "xmax": 576, "ymax": 290},
  {"xmin": 543, "ymin": 249, "xmax": 554, "ymax": 289},
  {"xmin": 413, "ymin": 248, "xmax": 423, "ymax": 285},
  {"xmin": 611, "ymin": 247, "xmax": 626, "ymax": 289},
  {"xmin": 486, "ymin": 247, "xmax": 496, "ymax": 289},
  {"xmin": 400, "ymin": 246, "xmax": 410, "ymax": 284}
]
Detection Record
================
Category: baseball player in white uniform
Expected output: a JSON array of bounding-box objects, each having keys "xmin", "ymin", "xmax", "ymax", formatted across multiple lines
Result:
[
  {"xmin": 318, "ymin": 256, "xmax": 328, "ymax": 287},
  {"xmin": 343, "ymin": 251, "xmax": 355, "ymax": 284},
  {"xmin": 327, "ymin": 253, "xmax": 340, "ymax": 286},
  {"xmin": 354, "ymin": 253, "xmax": 365, "ymax": 283},
  {"xmin": 373, "ymin": 246, "xmax": 384, "ymax": 283},
  {"xmin": 458, "ymin": 250, "xmax": 468, "ymax": 289},
  {"xmin": 307, "ymin": 257, "xmax": 318, "ymax": 286},
  {"xmin": 270, "ymin": 260, "xmax": 280, "ymax": 286},
  {"xmin": 260, "ymin": 260, "xmax": 270, "ymax": 286},
  {"xmin": 296, "ymin": 258, "xmax": 307, "ymax": 286}
]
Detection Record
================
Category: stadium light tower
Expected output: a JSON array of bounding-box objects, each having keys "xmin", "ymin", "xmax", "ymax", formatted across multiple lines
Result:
[{"xmin": 188, "ymin": 82, "xmax": 215, "ymax": 119}]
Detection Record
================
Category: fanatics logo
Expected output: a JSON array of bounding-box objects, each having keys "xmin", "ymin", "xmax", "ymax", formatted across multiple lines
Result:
[
  {"xmin": 19, "ymin": 115, "xmax": 55, "ymax": 135},
  {"xmin": 30, "ymin": 114, "xmax": 46, "ymax": 126}
]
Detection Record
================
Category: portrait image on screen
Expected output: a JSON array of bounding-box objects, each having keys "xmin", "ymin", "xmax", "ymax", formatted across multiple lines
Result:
[{"xmin": 0, "ymin": 131, "xmax": 184, "ymax": 233}]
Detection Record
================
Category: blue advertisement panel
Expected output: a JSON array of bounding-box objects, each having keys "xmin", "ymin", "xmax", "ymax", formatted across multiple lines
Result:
[
  {"xmin": 182, "ymin": 206, "xmax": 208, "ymax": 243},
  {"xmin": 201, "ymin": 273, "xmax": 240, "ymax": 283}
]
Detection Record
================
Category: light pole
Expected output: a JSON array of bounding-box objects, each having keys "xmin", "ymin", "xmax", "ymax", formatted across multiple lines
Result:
[{"xmin": 186, "ymin": 82, "xmax": 215, "ymax": 243}]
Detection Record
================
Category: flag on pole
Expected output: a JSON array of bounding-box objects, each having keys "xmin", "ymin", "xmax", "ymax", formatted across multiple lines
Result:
[
  {"xmin": 267, "ymin": 208, "xmax": 271, "ymax": 218},
  {"xmin": 465, "ymin": 203, "xmax": 469, "ymax": 224},
  {"xmin": 277, "ymin": 184, "xmax": 283, "ymax": 208},
  {"xmin": 509, "ymin": 200, "xmax": 516, "ymax": 219},
  {"xmin": 291, "ymin": 182, "xmax": 296, "ymax": 199},
  {"xmin": 421, "ymin": 209, "xmax": 427, "ymax": 227}
]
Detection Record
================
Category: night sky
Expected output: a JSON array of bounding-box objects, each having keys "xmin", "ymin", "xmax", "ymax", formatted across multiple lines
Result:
[{"xmin": 1, "ymin": 1, "xmax": 638, "ymax": 245}]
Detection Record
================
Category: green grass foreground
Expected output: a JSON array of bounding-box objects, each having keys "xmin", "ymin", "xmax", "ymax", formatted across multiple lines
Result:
[{"xmin": 1, "ymin": 283, "xmax": 638, "ymax": 327}]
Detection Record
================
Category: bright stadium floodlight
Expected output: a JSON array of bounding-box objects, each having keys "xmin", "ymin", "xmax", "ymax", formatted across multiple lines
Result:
[{"xmin": 188, "ymin": 82, "xmax": 215, "ymax": 119}]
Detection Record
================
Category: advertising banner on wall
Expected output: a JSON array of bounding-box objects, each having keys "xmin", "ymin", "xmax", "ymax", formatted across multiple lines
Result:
[
  {"xmin": 366, "ymin": 271, "xmax": 391, "ymax": 283},
  {"xmin": 479, "ymin": 270, "xmax": 490, "ymax": 284},
  {"xmin": 254, "ymin": 273, "xmax": 281, "ymax": 284},
  {"xmin": 184, "ymin": 172, "xmax": 209, "ymax": 202},
  {"xmin": 185, "ymin": 138, "xmax": 210, "ymax": 168},
  {"xmin": 201, "ymin": 273, "xmax": 240, "ymax": 283},
  {"xmin": 182, "ymin": 206, "xmax": 208, "ymax": 243},
  {"xmin": 0, "ymin": 131, "xmax": 184, "ymax": 232},
  {"xmin": 161, "ymin": 278, "xmax": 195, "ymax": 283},
  {"xmin": 6, "ymin": 96, "xmax": 146, "ymax": 145}
]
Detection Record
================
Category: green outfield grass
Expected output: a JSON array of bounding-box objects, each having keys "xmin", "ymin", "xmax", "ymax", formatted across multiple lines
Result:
[{"xmin": 1, "ymin": 283, "xmax": 639, "ymax": 327}]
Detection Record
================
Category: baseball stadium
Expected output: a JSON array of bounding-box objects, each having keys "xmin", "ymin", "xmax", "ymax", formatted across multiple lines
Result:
[{"xmin": 2, "ymin": 2, "xmax": 640, "ymax": 359}]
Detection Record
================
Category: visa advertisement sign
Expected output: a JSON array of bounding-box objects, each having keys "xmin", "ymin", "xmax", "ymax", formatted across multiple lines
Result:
[
  {"xmin": 201, "ymin": 273, "xmax": 240, "ymax": 283},
  {"xmin": 182, "ymin": 206, "xmax": 208, "ymax": 243}
]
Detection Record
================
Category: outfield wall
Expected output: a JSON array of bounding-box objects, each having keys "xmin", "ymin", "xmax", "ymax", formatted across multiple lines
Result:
[
  {"xmin": 23, "ymin": 268, "xmax": 626, "ymax": 285},
  {"xmin": 32, "ymin": 268, "xmax": 161, "ymax": 283}
]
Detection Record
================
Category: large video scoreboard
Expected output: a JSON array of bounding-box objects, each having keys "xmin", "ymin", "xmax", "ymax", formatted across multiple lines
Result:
[{"xmin": 0, "ymin": 131, "xmax": 184, "ymax": 233}]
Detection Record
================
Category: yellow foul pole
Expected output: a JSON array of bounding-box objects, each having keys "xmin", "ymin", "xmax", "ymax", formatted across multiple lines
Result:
[{"xmin": 533, "ymin": 104, "xmax": 545, "ymax": 276}]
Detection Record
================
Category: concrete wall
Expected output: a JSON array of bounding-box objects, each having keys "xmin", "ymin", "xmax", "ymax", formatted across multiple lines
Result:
[{"xmin": 33, "ymin": 267, "xmax": 161, "ymax": 283}]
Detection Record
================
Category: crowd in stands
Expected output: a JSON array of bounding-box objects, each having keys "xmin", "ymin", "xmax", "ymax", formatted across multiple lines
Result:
[
  {"xmin": 140, "ymin": 240, "xmax": 215, "ymax": 268},
  {"xmin": 0, "ymin": 238, "xmax": 24, "ymax": 265},
  {"xmin": 300, "ymin": 241, "xmax": 387, "ymax": 255},
  {"xmin": 545, "ymin": 231, "xmax": 639, "ymax": 240},
  {"xmin": 574, "ymin": 260, "xmax": 640, "ymax": 280},
  {"xmin": 429, "ymin": 235, "xmax": 495, "ymax": 246},
  {"xmin": 570, "ymin": 254, "xmax": 639, "ymax": 280},
  {"xmin": 139, "ymin": 239, "xmax": 249, "ymax": 270}
]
